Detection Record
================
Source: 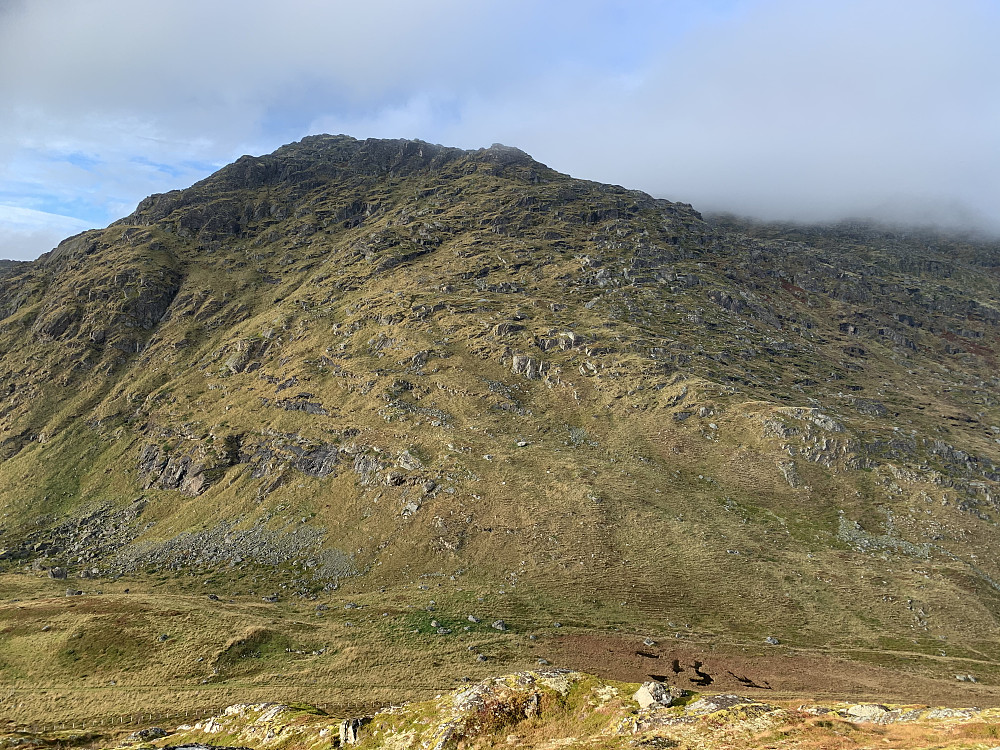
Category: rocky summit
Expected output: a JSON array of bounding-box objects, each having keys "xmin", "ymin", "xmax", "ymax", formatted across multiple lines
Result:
[{"xmin": 1, "ymin": 135, "xmax": 1000, "ymax": 731}]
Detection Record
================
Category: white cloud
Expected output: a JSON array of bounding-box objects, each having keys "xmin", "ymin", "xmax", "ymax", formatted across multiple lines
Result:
[
  {"xmin": 431, "ymin": 0, "xmax": 1000, "ymax": 230},
  {"xmin": 0, "ymin": 205, "xmax": 91, "ymax": 232},
  {"xmin": 0, "ymin": 0, "xmax": 997, "ymax": 260},
  {"xmin": 0, "ymin": 205, "xmax": 93, "ymax": 261}
]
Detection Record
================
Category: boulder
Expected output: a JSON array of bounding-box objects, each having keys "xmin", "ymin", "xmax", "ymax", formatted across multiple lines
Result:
[
  {"xmin": 633, "ymin": 681, "xmax": 682, "ymax": 709},
  {"xmin": 127, "ymin": 727, "xmax": 168, "ymax": 742},
  {"xmin": 844, "ymin": 704, "xmax": 891, "ymax": 723},
  {"xmin": 398, "ymin": 450, "xmax": 423, "ymax": 470},
  {"xmin": 511, "ymin": 353, "xmax": 546, "ymax": 380},
  {"xmin": 686, "ymin": 694, "xmax": 755, "ymax": 715}
]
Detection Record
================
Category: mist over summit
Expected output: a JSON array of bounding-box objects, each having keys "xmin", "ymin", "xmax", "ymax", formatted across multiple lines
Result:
[{"xmin": 2, "ymin": 0, "xmax": 997, "ymax": 261}]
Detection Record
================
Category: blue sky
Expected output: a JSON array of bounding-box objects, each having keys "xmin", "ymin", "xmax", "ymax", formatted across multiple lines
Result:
[{"xmin": 0, "ymin": 0, "xmax": 997, "ymax": 260}]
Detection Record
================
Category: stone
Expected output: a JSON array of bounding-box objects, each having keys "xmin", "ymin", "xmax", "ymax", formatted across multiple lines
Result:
[
  {"xmin": 493, "ymin": 322, "xmax": 524, "ymax": 335},
  {"xmin": 127, "ymin": 727, "xmax": 167, "ymax": 741},
  {"xmin": 633, "ymin": 681, "xmax": 680, "ymax": 709},
  {"xmin": 398, "ymin": 450, "xmax": 423, "ymax": 470},
  {"xmin": 925, "ymin": 707, "xmax": 978, "ymax": 719},
  {"xmin": 845, "ymin": 704, "xmax": 891, "ymax": 723},
  {"xmin": 492, "ymin": 619, "xmax": 508, "ymax": 631},
  {"xmin": 48, "ymin": 567, "xmax": 67, "ymax": 579},
  {"xmin": 777, "ymin": 461, "xmax": 801, "ymax": 488},
  {"xmin": 764, "ymin": 636, "xmax": 780, "ymax": 645},
  {"xmin": 467, "ymin": 615, "xmax": 480, "ymax": 623},
  {"xmin": 686, "ymin": 694, "xmax": 755, "ymax": 715},
  {"xmin": 511, "ymin": 353, "xmax": 546, "ymax": 380},
  {"xmin": 291, "ymin": 444, "xmax": 339, "ymax": 477}
]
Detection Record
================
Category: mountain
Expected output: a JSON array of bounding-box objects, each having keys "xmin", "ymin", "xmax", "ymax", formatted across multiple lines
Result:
[{"xmin": 1, "ymin": 135, "xmax": 999, "ymax": 725}]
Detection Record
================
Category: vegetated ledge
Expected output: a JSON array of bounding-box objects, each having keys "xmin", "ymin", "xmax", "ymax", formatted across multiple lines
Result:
[{"xmin": 3, "ymin": 670, "xmax": 999, "ymax": 750}]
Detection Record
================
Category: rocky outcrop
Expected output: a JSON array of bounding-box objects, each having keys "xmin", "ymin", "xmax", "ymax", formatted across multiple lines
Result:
[
  {"xmin": 633, "ymin": 681, "xmax": 685, "ymax": 709},
  {"xmin": 244, "ymin": 436, "xmax": 340, "ymax": 480},
  {"xmin": 104, "ymin": 672, "xmax": 1000, "ymax": 750},
  {"xmin": 511, "ymin": 353, "xmax": 547, "ymax": 380},
  {"xmin": 138, "ymin": 444, "xmax": 211, "ymax": 496},
  {"xmin": 171, "ymin": 701, "xmax": 341, "ymax": 748}
]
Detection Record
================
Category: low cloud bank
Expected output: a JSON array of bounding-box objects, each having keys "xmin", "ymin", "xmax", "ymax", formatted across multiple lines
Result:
[{"xmin": 0, "ymin": 0, "xmax": 997, "ymax": 259}]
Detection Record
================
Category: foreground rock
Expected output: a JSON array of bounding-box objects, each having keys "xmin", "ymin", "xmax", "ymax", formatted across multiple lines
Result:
[{"xmin": 2, "ymin": 671, "xmax": 983, "ymax": 750}]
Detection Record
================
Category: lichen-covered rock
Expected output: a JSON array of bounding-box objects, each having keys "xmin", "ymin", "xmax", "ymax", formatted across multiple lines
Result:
[
  {"xmin": 510, "ymin": 353, "xmax": 546, "ymax": 380},
  {"xmin": 633, "ymin": 681, "xmax": 683, "ymax": 709},
  {"xmin": 170, "ymin": 702, "xmax": 341, "ymax": 747},
  {"xmin": 843, "ymin": 703, "xmax": 892, "ymax": 723},
  {"xmin": 9, "ymin": 672, "xmax": 1000, "ymax": 750}
]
